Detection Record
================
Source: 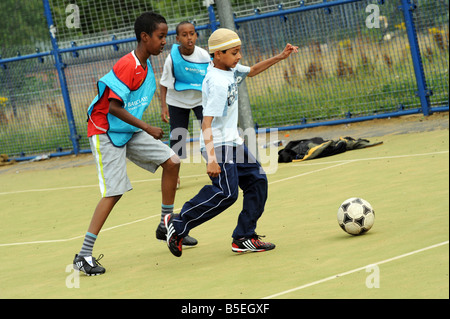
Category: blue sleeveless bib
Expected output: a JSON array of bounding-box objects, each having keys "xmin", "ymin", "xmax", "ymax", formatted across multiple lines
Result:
[
  {"xmin": 87, "ymin": 59, "xmax": 156, "ymax": 147},
  {"xmin": 171, "ymin": 44, "xmax": 209, "ymax": 92}
]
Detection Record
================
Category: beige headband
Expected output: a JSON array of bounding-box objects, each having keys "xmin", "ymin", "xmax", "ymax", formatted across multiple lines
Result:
[{"xmin": 208, "ymin": 28, "xmax": 241, "ymax": 53}]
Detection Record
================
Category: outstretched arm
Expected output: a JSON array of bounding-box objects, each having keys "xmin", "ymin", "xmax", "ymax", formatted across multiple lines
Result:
[{"xmin": 248, "ymin": 43, "xmax": 298, "ymax": 77}]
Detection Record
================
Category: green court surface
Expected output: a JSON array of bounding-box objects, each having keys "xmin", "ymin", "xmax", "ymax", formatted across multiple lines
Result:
[{"xmin": 0, "ymin": 128, "xmax": 448, "ymax": 299}]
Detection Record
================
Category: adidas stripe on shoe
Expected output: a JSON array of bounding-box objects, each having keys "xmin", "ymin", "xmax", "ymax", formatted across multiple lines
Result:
[
  {"xmin": 155, "ymin": 223, "xmax": 198, "ymax": 246},
  {"xmin": 164, "ymin": 213, "xmax": 183, "ymax": 257},
  {"xmin": 231, "ymin": 234, "xmax": 275, "ymax": 253},
  {"xmin": 73, "ymin": 254, "xmax": 106, "ymax": 276}
]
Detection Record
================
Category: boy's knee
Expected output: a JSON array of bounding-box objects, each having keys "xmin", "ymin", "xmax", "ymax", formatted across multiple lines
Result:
[
  {"xmin": 261, "ymin": 175, "xmax": 268, "ymax": 190},
  {"xmin": 245, "ymin": 175, "xmax": 268, "ymax": 201},
  {"xmin": 227, "ymin": 183, "xmax": 240, "ymax": 204},
  {"xmin": 221, "ymin": 191, "xmax": 238, "ymax": 210},
  {"xmin": 258, "ymin": 176, "xmax": 268, "ymax": 198},
  {"xmin": 229, "ymin": 189, "xmax": 239, "ymax": 203},
  {"xmin": 170, "ymin": 154, "xmax": 181, "ymax": 165},
  {"xmin": 250, "ymin": 174, "xmax": 268, "ymax": 191},
  {"xmin": 163, "ymin": 154, "xmax": 180, "ymax": 170}
]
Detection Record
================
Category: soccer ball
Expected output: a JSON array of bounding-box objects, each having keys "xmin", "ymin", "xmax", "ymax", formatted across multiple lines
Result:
[{"xmin": 337, "ymin": 197, "xmax": 375, "ymax": 235}]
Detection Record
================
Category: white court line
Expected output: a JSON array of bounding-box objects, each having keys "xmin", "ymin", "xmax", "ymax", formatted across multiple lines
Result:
[
  {"xmin": 289, "ymin": 150, "xmax": 449, "ymax": 167},
  {"xmin": 262, "ymin": 240, "xmax": 449, "ymax": 299},
  {"xmin": 268, "ymin": 161, "xmax": 350, "ymax": 185},
  {"xmin": 1, "ymin": 151, "xmax": 447, "ymax": 196},
  {"xmin": 0, "ymin": 173, "xmax": 205, "ymax": 196},
  {"xmin": 0, "ymin": 214, "xmax": 156, "ymax": 247},
  {"xmin": 0, "ymin": 150, "xmax": 447, "ymax": 247},
  {"xmin": 0, "ymin": 162, "xmax": 349, "ymax": 247}
]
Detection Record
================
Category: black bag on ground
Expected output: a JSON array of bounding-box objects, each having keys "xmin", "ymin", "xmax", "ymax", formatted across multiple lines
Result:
[{"xmin": 277, "ymin": 136, "xmax": 382, "ymax": 163}]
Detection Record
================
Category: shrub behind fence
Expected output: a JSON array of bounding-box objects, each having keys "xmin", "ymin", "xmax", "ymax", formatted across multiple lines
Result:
[{"xmin": 0, "ymin": 0, "xmax": 448, "ymax": 159}]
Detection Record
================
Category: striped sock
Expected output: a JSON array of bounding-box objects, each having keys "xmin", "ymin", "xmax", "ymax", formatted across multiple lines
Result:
[
  {"xmin": 78, "ymin": 232, "xmax": 97, "ymax": 257},
  {"xmin": 161, "ymin": 204, "xmax": 174, "ymax": 226}
]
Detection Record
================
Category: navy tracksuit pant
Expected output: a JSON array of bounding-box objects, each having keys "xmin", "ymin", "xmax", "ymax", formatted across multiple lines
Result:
[{"xmin": 173, "ymin": 144, "xmax": 268, "ymax": 239}]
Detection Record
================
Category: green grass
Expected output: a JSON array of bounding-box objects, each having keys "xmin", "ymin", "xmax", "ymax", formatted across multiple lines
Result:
[
  {"xmin": 0, "ymin": 129, "xmax": 448, "ymax": 299},
  {"xmin": 249, "ymin": 65, "xmax": 448, "ymax": 128}
]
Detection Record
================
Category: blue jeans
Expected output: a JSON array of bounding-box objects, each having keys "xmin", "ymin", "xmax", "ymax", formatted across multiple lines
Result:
[{"xmin": 173, "ymin": 144, "xmax": 268, "ymax": 239}]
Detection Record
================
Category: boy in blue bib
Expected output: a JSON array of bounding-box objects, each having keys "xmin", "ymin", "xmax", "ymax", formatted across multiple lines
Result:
[
  {"xmin": 160, "ymin": 21, "xmax": 211, "ymax": 188},
  {"xmin": 73, "ymin": 13, "xmax": 196, "ymax": 276}
]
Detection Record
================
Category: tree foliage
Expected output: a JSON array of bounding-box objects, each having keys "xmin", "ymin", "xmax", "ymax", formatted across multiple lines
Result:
[{"xmin": 0, "ymin": 0, "xmax": 49, "ymax": 50}]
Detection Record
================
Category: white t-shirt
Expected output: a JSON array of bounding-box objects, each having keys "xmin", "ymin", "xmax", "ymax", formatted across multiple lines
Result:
[
  {"xmin": 160, "ymin": 45, "xmax": 211, "ymax": 109},
  {"xmin": 200, "ymin": 63, "xmax": 251, "ymax": 150}
]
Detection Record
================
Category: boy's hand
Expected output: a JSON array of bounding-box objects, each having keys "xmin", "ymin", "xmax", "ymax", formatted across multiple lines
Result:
[
  {"xmin": 279, "ymin": 43, "xmax": 299, "ymax": 59},
  {"xmin": 207, "ymin": 160, "xmax": 221, "ymax": 178},
  {"xmin": 160, "ymin": 104, "xmax": 170, "ymax": 123},
  {"xmin": 248, "ymin": 43, "xmax": 299, "ymax": 77},
  {"xmin": 145, "ymin": 125, "xmax": 164, "ymax": 140},
  {"xmin": 109, "ymin": 100, "xmax": 163, "ymax": 139}
]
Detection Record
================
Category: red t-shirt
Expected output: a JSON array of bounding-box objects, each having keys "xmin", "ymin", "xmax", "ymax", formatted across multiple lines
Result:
[{"xmin": 87, "ymin": 51, "xmax": 148, "ymax": 137}]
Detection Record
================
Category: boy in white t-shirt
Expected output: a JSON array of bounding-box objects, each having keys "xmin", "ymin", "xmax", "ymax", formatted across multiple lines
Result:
[{"xmin": 164, "ymin": 28, "xmax": 298, "ymax": 257}]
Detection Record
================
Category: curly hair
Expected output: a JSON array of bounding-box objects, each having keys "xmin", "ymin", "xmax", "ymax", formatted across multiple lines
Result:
[{"xmin": 134, "ymin": 12, "xmax": 167, "ymax": 42}]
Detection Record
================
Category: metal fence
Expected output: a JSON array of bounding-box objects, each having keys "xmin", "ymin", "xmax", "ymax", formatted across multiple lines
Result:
[{"xmin": 0, "ymin": 0, "xmax": 448, "ymax": 160}]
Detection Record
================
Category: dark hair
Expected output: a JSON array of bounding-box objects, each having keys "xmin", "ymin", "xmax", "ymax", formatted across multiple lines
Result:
[
  {"xmin": 134, "ymin": 12, "xmax": 167, "ymax": 42},
  {"xmin": 210, "ymin": 50, "xmax": 228, "ymax": 58},
  {"xmin": 175, "ymin": 21, "xmax": 194, "ymax": 35}
]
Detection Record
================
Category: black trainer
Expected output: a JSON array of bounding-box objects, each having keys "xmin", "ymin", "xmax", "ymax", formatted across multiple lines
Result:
[
  {"xmin": 164, "ymin": 213, "xmax": 183, "ymax": 257},
  {"xmin": 73, "ymin": 254, "xmax": 106, "ymax": 276},
  {"xmin": 231, "ymin": 234, "xmax": 275, "ymax": 253},
  {"xmin": 156, "ymin": 223, "xmax": 198, "ymax": 246}
]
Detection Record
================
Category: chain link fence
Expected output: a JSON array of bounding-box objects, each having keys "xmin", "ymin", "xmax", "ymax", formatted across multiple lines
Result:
[{"xmin": 0, "ymin": 0, "xmax": 448, "ymax": 159}]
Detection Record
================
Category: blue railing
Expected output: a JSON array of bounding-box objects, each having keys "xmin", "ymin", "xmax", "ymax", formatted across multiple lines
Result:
[{"xmin": 0, "ymin": 0, "xmax": 448, "ymax": 161}]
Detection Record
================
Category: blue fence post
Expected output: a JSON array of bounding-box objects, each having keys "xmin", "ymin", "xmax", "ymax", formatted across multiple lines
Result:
[
  {"xmin": 206, "ymin": 1, "xmax": 219, "ymax": 32},
  {"xmin": 42, "ymin": 0, "xmax": 80, "ymax": 154},
  {"xmin": 399, "ymin": 0, "xmax": 432, "ymax": 116}
]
